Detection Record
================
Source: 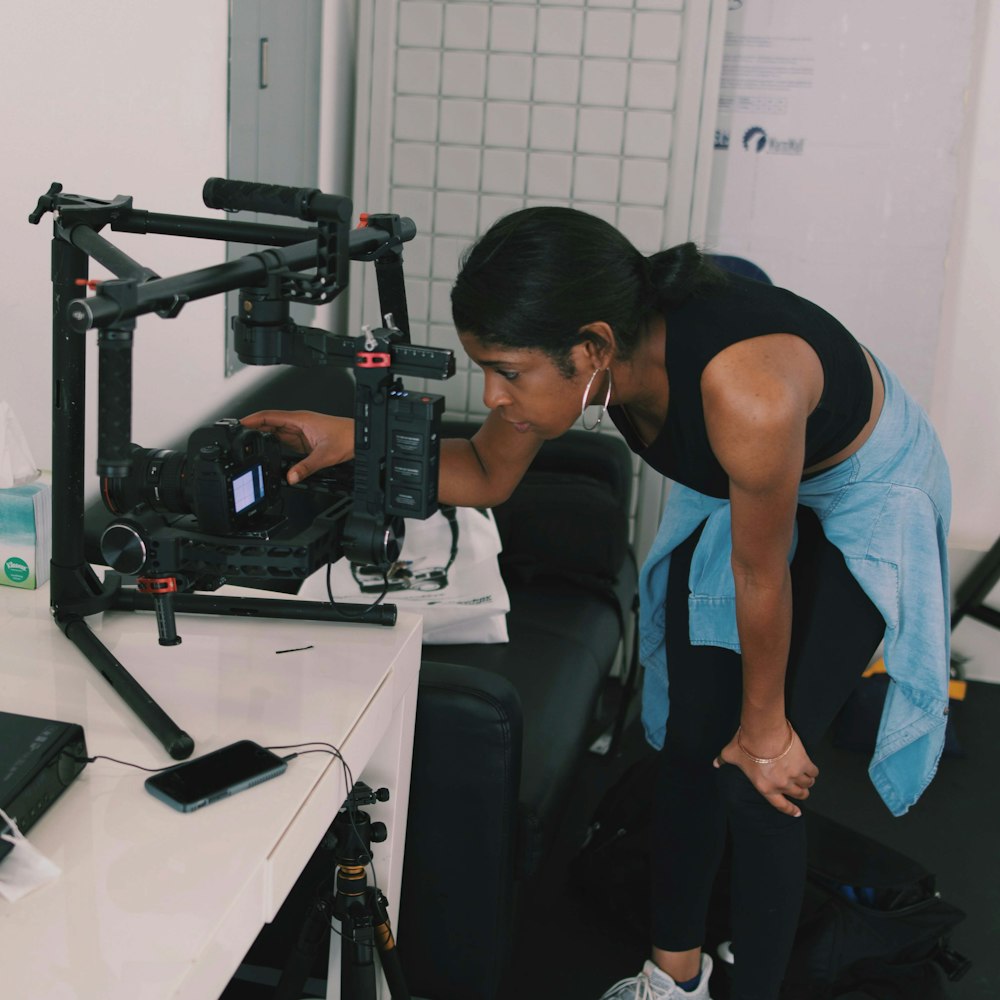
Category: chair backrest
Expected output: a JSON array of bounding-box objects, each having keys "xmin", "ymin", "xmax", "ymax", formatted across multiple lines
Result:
[
  {"xmin": 708, "ymin": 253, "xmax": 773, "ymax": 285},
  {"xmin": 440, "ymin": 421, "xmax": 633, "ymax": 586}
]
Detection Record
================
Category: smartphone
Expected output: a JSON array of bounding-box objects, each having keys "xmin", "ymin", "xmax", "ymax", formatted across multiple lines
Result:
[{"xmin": 144, "ymin": 740, "xmax": 287, "ymax": 813}]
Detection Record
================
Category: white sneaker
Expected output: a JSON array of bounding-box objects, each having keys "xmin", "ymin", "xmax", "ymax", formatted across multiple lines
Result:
[{"xmin": 598, "ymin": 954, "xmax": 714, "ymax": 1000}]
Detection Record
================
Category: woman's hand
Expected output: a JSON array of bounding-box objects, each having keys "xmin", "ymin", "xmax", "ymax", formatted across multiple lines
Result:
[
  {"xmin": 240, "ymin": 410, "xmax": 354, "ymax": 484},
  {"xmin": 713, "ymin": 721, "xmax": 818, "ymax": 817}
]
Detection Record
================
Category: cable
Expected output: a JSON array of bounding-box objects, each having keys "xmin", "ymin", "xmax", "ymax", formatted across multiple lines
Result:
[
  {"xmin": 325, "ymin": 561, "xmax": 391, "ymax": 619},
  {"xmin": 65, "ymin": 752, "xmax": 176, "ymax": 773},
  {"xmin": 265, "ymin": 742, "xmax": 382, "ymax": 897},
  {"xmin": 67, "ymin": 741, "xmax": 385, "ymax": 915}
]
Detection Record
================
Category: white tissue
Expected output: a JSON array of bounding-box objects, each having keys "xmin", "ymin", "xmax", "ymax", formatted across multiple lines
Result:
[
  {"xmin": 0, "ymin": 402, "xmax": 40, "ymax": 488},
  {"xmin": 0, "ymin": 807, "xmax": 62, "ymax": 901}
]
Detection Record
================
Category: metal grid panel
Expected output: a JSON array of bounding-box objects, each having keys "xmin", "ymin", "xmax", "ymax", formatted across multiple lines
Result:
[{"xmin": 352, "ymin": 0, "xmax": 724, "ymax": 561}]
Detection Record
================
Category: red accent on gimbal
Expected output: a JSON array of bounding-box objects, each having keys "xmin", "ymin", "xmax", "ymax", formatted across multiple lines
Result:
[
  {"xmin": 356, "ymin": 352, "xmax": 391, "ymax": 368},
  {"xmin": 137, "ymin": 576, "xmax": 179, "ymax": 595}
]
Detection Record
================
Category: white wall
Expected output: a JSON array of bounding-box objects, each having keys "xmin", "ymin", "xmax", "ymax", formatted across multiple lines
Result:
[
  {"xmin": 0, "ymin": 1, "xmax": 270, "ymax": 497},
  {"xmin": 705, "ymin": 0, "xmax": 976, "ymax": 413}
]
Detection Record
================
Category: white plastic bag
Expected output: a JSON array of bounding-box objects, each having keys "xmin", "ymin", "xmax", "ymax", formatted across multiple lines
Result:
[
  {"xmin": 0, "ymin": 402, "xmax": 40, "ymax": 487},
  {"xmin": 298, "ymin": 506, "xmax": 510, "ymax": 644},
  {"xmin": 0, "ymin": 808, "xmax": 61, "ymax": 902}
]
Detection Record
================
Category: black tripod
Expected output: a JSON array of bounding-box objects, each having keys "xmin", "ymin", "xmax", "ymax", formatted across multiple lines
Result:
[{"xmin": 275, "ymin": 782, "xmax": 410, "ymax": 1000}]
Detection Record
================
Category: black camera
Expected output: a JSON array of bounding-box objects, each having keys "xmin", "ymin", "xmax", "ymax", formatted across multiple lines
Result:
[{"xmin": 103, "ymin": 418, "xmax": 284, "ymax": 536}]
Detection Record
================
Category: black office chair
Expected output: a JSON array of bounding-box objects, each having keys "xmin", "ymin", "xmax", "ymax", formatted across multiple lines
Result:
[{"xmin": 708, "ymin": 252, "xmax": 773, "ymax": 285}]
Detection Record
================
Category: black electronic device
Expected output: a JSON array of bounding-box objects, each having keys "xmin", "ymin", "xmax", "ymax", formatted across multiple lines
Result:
[
  {"xmin": 0, "ymin": 711, "xmax": 88, "ymax": 862},
  {"xmin": 385, "ymin": 387, "xmax": 445, "ymax": 517},
  {"xmin": 144, "ymin": 739, "xmax": 287, "ymax": 813}
]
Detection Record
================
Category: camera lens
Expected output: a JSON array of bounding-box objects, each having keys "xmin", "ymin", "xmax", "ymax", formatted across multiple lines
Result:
[{"xmin": 102, "ymin": 446, "xmax": 190, "ymax": 516}]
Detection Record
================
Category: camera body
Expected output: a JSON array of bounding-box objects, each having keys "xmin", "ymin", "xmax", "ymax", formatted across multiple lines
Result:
[
  {"xmin": 185, "ymin": 419, "xmax": 283, "ymax": 535},
  {"xmin": 99, "ymin": 419, "xmax": 350, "ymax": 587},
  {"xmin": 104, "ymin": 418, "xmax": 285, "ymax": 538}
]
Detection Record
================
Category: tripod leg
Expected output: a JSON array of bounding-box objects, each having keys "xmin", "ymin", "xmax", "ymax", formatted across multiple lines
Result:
[
  {"xmin": 341, "ymin": 900, "xmax": 378, "ymax": 1000},
  {"xmin": 272, "ymin": 895, "xmax": 331, "ymax": 1000},
  {"xmin": 337, "ymin": 875, "xmax": 412, "ymax": 998},
  {"xmin": 372, "ymin": 890, "xmax": 411, "ymax": 1000}
]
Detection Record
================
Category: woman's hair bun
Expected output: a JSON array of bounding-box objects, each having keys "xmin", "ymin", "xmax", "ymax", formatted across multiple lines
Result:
[{"xmin": 645, "ymin": 242, "xmax": 706, "ymax": 305}]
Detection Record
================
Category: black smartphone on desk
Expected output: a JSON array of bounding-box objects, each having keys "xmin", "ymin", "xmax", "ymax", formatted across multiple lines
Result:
[{"xmin": 145, "ymin": 740, "xmax": 287, "ymax": 812}]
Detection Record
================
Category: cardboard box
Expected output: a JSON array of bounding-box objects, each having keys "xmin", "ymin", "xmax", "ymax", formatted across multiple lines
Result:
[{"xmin": 0, "ymin": 483, "xmax": 51, "ymax": 589}]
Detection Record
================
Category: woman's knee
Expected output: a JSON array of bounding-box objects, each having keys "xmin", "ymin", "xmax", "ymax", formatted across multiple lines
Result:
[{"xmin": 715, "ymin": 763, "xmax": 803, "ymax": 836}]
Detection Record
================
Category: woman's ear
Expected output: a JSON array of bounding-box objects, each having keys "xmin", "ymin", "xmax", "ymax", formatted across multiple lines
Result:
[{"xmin": 577, "ymin": 321, "xmax": 617, "ymax": 367}]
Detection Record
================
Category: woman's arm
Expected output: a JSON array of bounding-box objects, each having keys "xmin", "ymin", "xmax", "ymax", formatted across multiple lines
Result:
[
  {"xmin": 702, "ymin": 335, "xmax": 822, "ymax": 816},
  {"xmin": 439, "ymin": 409, "xmax": 544, "ymax": 507},
  {"xmin": 241, "ymin": 407, "xmax": 543, "ymax": 508}
]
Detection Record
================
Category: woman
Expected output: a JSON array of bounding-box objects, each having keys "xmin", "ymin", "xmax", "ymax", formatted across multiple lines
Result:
[{"xmin": 243, "ymin": 207, "xmax": 952, "ymax": 1000}]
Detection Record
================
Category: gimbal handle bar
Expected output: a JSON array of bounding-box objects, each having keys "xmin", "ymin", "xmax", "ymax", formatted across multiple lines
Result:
[
  {"xmin": 64, "ymin": 226, "xmax": 415, "ymax": 334},
  {"xmin": 202, "ymin": 176, "xmax": 351, "ymax": 223}
]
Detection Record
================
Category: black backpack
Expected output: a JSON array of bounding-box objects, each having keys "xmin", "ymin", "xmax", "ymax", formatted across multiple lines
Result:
[
  {"xmin": 569, "ymin": 754, "xmax": 971, "ymax": 998},
  {"xmin": 779, "ymin": 812, "xmax": 970, "ymax": 999}
]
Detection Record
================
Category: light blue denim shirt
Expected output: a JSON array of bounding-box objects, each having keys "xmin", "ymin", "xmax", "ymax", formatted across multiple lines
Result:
[{"xmin": 638, "ymin": 356, "xmax": 952, "ymax": 817}]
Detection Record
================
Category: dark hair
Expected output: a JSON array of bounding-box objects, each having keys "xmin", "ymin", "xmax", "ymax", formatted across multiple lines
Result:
[{"xmin": 451, "ymin": 206, "xmax": 725, "ymax": 375}]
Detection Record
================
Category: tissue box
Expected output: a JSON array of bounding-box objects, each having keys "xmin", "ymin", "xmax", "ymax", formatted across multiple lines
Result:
[{"xmin": 0, "ymin": 483, "xmax": 51, "ymax": 589}]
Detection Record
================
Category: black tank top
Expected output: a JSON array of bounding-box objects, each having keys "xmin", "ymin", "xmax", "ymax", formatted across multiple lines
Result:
[{"xmin": 608, "ymin": 274, "xmax": 873, "ymax": 499}]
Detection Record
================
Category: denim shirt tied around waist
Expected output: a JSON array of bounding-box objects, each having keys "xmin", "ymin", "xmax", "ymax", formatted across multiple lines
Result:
[{"xmin": 638, "ymin": 356, "xmax": 952, "ymax": 817}]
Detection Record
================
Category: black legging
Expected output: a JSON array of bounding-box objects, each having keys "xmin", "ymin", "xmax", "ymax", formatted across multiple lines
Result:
[{"xmin": 651, "ymin": 507, "xmax": 886, "ymax": 1000}]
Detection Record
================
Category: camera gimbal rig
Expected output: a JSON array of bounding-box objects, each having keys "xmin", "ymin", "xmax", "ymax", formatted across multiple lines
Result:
[{"xmin": 30, "ymin": 178, "xmax": 454, "ymax": 761}]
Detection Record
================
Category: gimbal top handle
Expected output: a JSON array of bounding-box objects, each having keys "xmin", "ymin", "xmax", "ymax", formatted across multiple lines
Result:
[{"xmin": 202, "ymin": 177, "xmax": 352, "ymax": 225}]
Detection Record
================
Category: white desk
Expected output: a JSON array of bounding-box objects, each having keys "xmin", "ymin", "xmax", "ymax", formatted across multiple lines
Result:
[{"xmin": 0, "ymin": 583, "xmax": 422, "ymax": 1000}]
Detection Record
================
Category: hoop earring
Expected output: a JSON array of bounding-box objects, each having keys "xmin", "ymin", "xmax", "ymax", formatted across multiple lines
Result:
[{"xmin": 581, "ymin": 367, "xmax": 613, "ymax": 431}]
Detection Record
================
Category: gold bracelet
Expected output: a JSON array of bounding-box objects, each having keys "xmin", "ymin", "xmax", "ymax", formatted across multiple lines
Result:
[{"xmin": 736, "ymin": 721, "xmax": 794, "ymax": 765}]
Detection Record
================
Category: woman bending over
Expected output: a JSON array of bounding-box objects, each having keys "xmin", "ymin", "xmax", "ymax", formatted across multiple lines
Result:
[{"xmin": 243, "ymin": 207, "xmax": 952, "ymax": 1000}]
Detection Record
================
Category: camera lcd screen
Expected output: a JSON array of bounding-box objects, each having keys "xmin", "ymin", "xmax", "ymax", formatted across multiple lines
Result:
[{"xmin": 232, "ymin": 464, "xmax": 266, "ymax": 513}]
